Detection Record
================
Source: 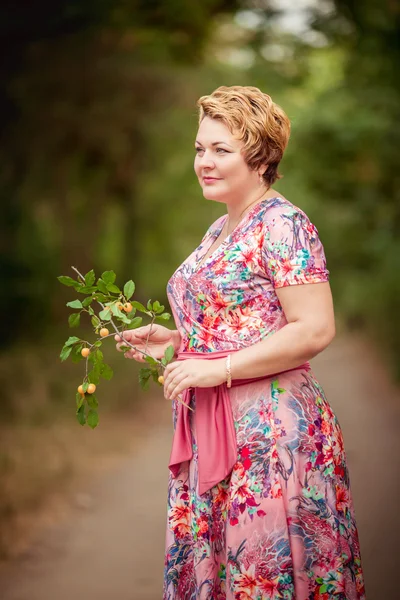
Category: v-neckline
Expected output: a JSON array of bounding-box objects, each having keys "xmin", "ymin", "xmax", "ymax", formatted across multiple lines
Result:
[{"xmin": 192, "ymin": 196, "xmax": 280, "ymax": 274}]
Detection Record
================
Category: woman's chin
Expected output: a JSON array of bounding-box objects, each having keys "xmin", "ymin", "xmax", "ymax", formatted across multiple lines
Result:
[{"xmin": 201, "ymin": 187, "xmax": 225, "ymax": 201}]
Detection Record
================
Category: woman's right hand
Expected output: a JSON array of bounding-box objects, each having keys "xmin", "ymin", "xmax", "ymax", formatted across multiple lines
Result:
[{"xmin": 114, "ymin": 324, "xmax": 180, "ymax": 362}]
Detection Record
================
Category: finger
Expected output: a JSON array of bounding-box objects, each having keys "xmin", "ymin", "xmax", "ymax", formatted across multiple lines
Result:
[
  {"xmin": 125, "ymin": 348, "xmax": 139, "ymax": 359},
  {"xmin": 125, "ymin": 349, "xmax": 142, "ymax": 359},
  {"xmin": 117, "ymin": 342, "xmax": 131, "ymax": 352},
  {"xmin": 164, "ymin": 370, "xmax": 187, "ymax": 399},
  {"xmin": 170, "ymin": 376, "xmax": 191, "ymax": 400},
  {"xmin": 116, "ymin": 334, "xmax": 131, "ymax": 346},
  {"xmin": 164, "ymin": 360, "xmax": 181, "ymax": 379},
  {"xmin": 164, "ymin": 373, "xmax": 187, "ymax": 400},
  {"xmin": 163, "ymin": 368, "xmax": 181, "ymax": 397},
  {"xmin": 120, "ymin": 331, "xmax": 134, "ymax": 342},
  {"xmin": 135, "ymin": 326, "xmax": 154, "ymax": 339}
]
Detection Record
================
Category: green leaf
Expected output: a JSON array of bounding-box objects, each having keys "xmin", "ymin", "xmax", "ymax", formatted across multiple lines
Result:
[
  {"xmin": 97, "ymin": 279, "xmax": 109, "ymax": 294},
  {"xmin": 153, "ymin": 300, "xmax": 161, "ymax": 312},
  {"xmin": 66, "ymin": 299, "xmax": 83, "ymax": 309},
  {"xmin": 88, "ymin": 370, "xmax": 100, "ymax": 385},
  {"xmin": 94, "ymin": 293, "xmax": 109, "ymax": 302},
  {"xmin": 124, "ymin": 280, "xmax": 135, "ymax": 300},
  {"xmin": 139, "ymin": 368, "xmax": 151, "ymax": 391},
  {"xmin": 96, "ymin": 350, "xmax": 104, "ymax": 362},
  {"xmin": 100, "ymin": 363, "xmax": 113, "ymax": 380},
  {"xmin": 93, "ymin": 341, "xmax": 102, "ymax": 348},
  {"xmin": 78, "ymin": 286, "xmax": 97, "ymax": 294},
  {"xmin": 76, "ymin": 404, "xmax": 86, "ymax": 426},
  {"xmin": 147, "ymin": 299, "xmax": 152, "ymax": 310},
  {"xmin": 110, "ymin": 304, "xmax": 130, "ymax": 324},
  {"xmin": 101, "ymin": 271, "xmax": 116, "ymax": 285},
  {"xmin": 144, "ymin": 356, "xmax": 158, "ymax": 366},
  {"xmin": 111, "ymin": 303, "xmax": 124, "ymax": 317},
  {"xmin": 82, "ymin": 296, "xmax": 93, "ymax": 308},
  {"xmin": 68, "ymin": 313, "xmax": 81, "ymax": 328},
  {"xmin": 70, "ymin": 344, "xmax": 84, "ymax": 363},
  {"xmin": 87, "ymin": 410, "xmax": 99, "ymax": 429},
  {"xmin": 152, "ymin": 370, "xmax": 161, "ymax": 383},
  {"xmin": 118, "ymin": 345, "xmax": 130, "ymax": 352},
  {"xmin": 87, "ymin": 394, "xmax": 99, "ymax": 409},
  {"xmin": 65, "ymin": 336, "xmax": 80, "ymax": 347},
  {"xmin": 58, "ymin": 275, "xmax": 78, "ymax": 288},
  {"xmin": 99, "ymin": 308, "xmax": 112, "ymax": 321},
  {"xmin": 131, "ymin": 300, "xmax": 147, "ymax": 313},
  {"xmin": 156, "ymin": 313, "xmax": 171, "ymax": 320},
  {"xmin": 88, "ymin": 306, "xmax": 95, "ymax": 316},
  {"xmin": 117, "ymin": 313, "xmax": 132, "ymax": 325},
  {"xmin": 141, "ymin": 379, "xmax": 150, "ymax": 391},
  {"xmin": 128, "ymin": 316, "xmax": 143, "ymax": 328},
  {"xmin": 76, "ymin": 392, "xmax": 85, "ymax": 409},
  {"xmin": 164, "ymin": 345, "xmax": 175, "ymax": 363},
  {"xmin": 84, "ymin": 269, "xmax": 96, "ymax": 287},
  {"xmin": 106, "ymin": 283, "xmax": 120, "ymax": 294},
  {"xmin": 91, "ymin": 315, "xmax": 100, "ymax": 328},
  {"xmin": 60, "ymin": 345, "xmax": 72, "ymax": 362}
]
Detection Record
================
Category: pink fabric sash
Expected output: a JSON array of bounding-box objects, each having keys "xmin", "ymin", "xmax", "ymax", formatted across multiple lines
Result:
[{"xmin": 168, "ymin": 350, "xmax": 310, "ymax": 495}]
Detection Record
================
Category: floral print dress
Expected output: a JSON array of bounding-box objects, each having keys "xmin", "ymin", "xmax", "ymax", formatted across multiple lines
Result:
[{"xmin": 164, "ymin": 196, "xmax": 365, "ymax": 600}]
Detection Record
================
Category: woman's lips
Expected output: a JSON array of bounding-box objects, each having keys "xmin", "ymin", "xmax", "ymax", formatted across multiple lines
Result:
[{"xmin": 203, "ymin": 177, "xmax": 221, "ymax": 184}]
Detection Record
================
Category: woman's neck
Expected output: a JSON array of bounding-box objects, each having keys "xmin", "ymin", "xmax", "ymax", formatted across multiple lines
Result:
[{"xmin": 225, "ymin": 187, "xmax": 277, "ymax": 234}]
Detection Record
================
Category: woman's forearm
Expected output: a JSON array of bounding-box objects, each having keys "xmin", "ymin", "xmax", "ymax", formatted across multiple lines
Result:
[{"xmin": 229, "ymin": 321, "xmax": 334, "ymax": 380}]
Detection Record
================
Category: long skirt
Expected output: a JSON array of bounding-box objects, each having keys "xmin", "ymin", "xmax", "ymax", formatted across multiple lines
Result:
[{"xmin": 163, "ymin": 368, "xmax": 366, "ymax": 600}]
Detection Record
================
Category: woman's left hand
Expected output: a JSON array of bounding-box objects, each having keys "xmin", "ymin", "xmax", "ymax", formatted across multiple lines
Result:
[{"xmin": 163, "ymin": 358, "xmax": 226, "ymax": 400}]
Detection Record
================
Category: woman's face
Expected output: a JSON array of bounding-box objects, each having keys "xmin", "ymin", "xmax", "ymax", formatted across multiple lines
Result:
[{"xmin": 194, "ymin": 116, "xmax": 262, "ymax": 204}]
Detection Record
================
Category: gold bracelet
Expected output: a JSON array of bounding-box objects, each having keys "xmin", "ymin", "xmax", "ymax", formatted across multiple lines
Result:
[{"xmin": 226, "ymin": 354, "xmax": 232, "ymax": 388}]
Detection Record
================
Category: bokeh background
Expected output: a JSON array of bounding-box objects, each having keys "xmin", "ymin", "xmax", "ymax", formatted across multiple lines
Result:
[{"xmin": 0, "ymin": 1, "xmax": 399, "ymax": 599}]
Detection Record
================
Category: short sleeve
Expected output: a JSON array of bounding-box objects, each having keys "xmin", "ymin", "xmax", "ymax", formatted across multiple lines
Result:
[{"xmin": 261, "ymin": 206, "xmax": 329, "ymax": 288}]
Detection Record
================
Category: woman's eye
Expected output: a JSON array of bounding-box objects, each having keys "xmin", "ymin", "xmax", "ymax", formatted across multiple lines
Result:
[
  {"xmin": 195, "ymin": 147, "xmax": 203, "ymax": 153},
  {"xmin": 216, "ymin": 148, "xmax": 227, "ymax": 153}
]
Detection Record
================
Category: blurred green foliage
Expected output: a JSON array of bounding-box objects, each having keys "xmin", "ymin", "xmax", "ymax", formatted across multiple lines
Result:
[
  {"xmin": 285, "ymin": 0, "xmax": 400, "ymax": 367},
  {"xmin": 0, "ymin": 0, "xmax": 399, "ymax": 411}
]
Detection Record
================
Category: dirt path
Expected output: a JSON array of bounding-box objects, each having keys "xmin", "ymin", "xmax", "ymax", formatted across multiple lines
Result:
[{"xmin": 0, "ymin": 334, "xmax": 399, "ymax": 600}]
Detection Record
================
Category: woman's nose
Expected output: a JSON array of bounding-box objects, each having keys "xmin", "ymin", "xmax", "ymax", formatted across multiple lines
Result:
[{"xmin": 198, "ymin": 150, "xmax": 215, "ymax": 169}]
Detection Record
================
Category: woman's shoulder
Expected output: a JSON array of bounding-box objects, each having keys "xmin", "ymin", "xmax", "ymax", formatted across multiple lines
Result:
[
  {"xmin": 203, "ymin": 213, "xmax": 227, "ymax": 238},
  {"xmin": 258, "ymin": 195, "xmax": 324, "ymax": 247},
  {"xmin": 257, "ymin": 195, "xmax": 321, "ymax": 235},
  {"xmin": 260, "ymin": 194, "xmax": 310, "ymax": 222}
]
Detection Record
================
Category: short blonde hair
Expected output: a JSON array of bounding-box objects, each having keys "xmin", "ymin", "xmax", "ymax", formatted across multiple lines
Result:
[{"xmin": 197, "ymin": 85, "xmax": 291, "ymax": 188}]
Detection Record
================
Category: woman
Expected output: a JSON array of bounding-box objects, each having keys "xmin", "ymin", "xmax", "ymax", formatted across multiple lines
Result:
[{"xmin": 116, "ymin": 86, "xmax": 365, "ymax": 599}]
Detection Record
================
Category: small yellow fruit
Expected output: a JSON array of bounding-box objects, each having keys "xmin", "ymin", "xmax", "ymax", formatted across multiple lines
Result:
[
  {"xmin": 87, "ymin": 383, "xmax": 96, "ymax": 394},
  {"xmin": 77, "ymin": 385, "xmax": 85, "ymax": 395},
  {"xmin": 100, "ymin": 327, "xmax": 109, "ymax": 337},
  {"xmin": 116, "ymin": 302, "xmax": 124, "ymax": 311},
  {"xmin": 124, "ymin": 302, "xmax": 133, "ymax": 313},
  {"xmin": 81, "ymin": 348, "xmax": 90, "ymax": 358},
  {"xmin": 158, "ymin": 375, "xmax": 164, "ymax": 385}
]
